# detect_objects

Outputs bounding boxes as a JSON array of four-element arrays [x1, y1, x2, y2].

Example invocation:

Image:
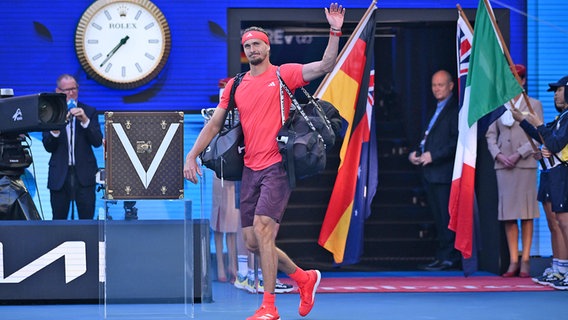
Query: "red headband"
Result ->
[[241, 31, 270, 45]]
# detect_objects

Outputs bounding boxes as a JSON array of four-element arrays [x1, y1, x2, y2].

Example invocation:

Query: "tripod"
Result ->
[[0, 173, 41, 220], [0, 135, 41, 220]]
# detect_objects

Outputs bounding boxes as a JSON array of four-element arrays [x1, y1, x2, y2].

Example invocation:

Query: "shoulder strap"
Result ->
[[275, 68, 296, 187], [544, 110, 568, 166], [225, 72, 245, 127], [552, 153, 568, 166], [276, 68, 317, 132], [276, 68, 333, 134], [228, 72, 245, 111]]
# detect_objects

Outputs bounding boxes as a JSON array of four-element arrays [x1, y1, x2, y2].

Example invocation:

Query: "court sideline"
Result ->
[[1, 290, 564, 320]]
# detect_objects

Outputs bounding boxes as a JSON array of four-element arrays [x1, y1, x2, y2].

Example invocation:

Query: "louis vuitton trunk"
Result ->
[[104, 112, 184, 199]]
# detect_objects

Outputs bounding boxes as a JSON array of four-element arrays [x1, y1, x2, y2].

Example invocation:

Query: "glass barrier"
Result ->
[[98, 199, 194, 319], [197, 172, 259, 314]]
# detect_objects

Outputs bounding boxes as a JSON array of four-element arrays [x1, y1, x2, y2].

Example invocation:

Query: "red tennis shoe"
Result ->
[[246, 304, 281, 320], [298, 270, 321, 317]]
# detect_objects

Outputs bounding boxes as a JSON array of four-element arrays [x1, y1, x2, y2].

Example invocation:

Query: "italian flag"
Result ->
[[448, 0, 523, 259]]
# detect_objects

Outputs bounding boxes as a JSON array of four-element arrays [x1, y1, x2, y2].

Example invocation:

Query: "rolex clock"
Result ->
[[75, 0, 171, 89]]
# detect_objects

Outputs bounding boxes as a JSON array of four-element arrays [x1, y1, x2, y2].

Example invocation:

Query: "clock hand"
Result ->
[[99, 35, 130, 67]]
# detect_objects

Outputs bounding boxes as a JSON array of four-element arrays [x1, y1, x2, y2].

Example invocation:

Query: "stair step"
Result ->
[[378, 171, 422, 188], [374, 187, 424, 205], [378, 155, 417, 169], [278, 221, 435, 240], [369, 204, 431, 220], [376, 120, 407, 138], [377, 138, 410, 156], [282, 201, 435, 223], [293, 172, 337, 188], [289, 188, 332, 204]]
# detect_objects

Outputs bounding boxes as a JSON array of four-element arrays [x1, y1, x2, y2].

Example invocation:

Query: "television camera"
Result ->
[[0, 88, 67, 220]]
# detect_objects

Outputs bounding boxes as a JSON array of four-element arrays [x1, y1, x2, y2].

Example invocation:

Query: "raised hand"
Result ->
[[325, 3, 345, 30]]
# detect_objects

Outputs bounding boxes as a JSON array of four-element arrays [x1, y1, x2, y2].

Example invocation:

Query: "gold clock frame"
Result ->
[[75, 0, 172, 89]]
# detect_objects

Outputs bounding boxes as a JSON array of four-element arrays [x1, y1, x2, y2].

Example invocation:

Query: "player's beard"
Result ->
[[248, 52, 267, 66]]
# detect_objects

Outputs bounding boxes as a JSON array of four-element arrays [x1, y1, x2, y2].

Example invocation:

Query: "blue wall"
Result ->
[[0, 0, 524, 113]]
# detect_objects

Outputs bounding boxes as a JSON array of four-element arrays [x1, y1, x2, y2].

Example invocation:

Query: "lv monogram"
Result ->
[[112, 123, 180, 189]]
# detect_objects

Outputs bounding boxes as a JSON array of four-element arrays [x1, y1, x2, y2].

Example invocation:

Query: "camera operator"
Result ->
[[0, 88, 41, 220], [42, 74, 103, 220]]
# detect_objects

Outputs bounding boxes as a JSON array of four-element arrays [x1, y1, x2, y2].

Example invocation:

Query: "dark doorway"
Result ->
[[227, 8, 509, 271]]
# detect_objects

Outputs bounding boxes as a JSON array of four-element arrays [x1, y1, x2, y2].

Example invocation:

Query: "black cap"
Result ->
[[547, 75, 568, 91]]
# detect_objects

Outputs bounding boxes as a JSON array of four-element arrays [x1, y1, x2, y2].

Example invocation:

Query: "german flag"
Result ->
[[317, 3, 378, 265]]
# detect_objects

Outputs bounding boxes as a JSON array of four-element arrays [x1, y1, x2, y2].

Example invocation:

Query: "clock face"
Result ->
[[75, 0, 171, 89]]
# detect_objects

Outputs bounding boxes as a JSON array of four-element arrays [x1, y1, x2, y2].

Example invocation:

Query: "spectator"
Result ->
[[409, 70, 460, 271]]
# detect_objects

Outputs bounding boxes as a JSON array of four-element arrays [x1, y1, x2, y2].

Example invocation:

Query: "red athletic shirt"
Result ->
[[219, 64, 308, 170]]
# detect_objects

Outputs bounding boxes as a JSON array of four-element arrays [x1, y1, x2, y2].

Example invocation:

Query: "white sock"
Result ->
[[557, 259, 568, 274], [553, 258, 560, 273], [237, 255, 248, 277]]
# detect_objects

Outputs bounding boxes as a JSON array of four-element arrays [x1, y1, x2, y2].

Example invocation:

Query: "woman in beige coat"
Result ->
[[486, 64, 543, 278]]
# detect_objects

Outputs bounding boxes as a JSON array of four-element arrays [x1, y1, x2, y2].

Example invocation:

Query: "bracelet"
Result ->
[[330, 29, 342, 37], [330, 27, 341, 31]]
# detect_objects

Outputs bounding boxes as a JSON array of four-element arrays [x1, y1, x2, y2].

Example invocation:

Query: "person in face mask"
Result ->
[[486, 64, 543, 278]]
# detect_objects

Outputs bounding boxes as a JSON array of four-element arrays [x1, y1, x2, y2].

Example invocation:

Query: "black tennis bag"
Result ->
[[278, 107, 327, 182], [276, 70, 342, 187], [298, 98, 342, 150], [200, 73, 245, 181], [200, 115, 244, 181]]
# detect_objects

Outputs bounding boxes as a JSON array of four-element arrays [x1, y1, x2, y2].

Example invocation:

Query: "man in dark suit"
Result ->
[[42, 74, 103, 220], [409, 70, 460, 271]]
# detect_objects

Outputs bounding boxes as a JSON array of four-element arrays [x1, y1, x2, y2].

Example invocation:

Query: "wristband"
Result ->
[[330, 28, 342, 37]]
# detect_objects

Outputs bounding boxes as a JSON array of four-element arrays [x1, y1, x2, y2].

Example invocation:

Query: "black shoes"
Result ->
[[124, 201, 138, 220], [124, 207, 138, 220], [419, 260, 442, 271], [419, 260, 456, 271]]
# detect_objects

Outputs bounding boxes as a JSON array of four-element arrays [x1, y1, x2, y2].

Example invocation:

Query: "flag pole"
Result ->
[[315, 0, 377, 97], [482, 0, 536, 115], [481, 0, 544, 159], [456, 4, 473, 33]]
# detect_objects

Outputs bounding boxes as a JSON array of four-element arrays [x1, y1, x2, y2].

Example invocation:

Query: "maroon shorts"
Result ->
[[239, 162, 291, 227]]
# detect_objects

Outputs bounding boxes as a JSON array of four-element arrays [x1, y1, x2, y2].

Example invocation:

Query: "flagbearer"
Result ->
[[409, 70, 461, 271], [450, 0, 528, 271], [512, 75, 568, 290], [184, 3, 345, 319]]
